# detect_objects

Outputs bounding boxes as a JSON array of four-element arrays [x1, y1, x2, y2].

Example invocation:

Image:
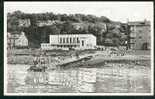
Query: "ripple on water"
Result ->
[[7, 64, 151, 93]]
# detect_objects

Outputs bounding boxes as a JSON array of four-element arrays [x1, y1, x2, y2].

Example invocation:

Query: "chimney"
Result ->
[[127, 18, 129, 23], [144, 19, 147, 24]]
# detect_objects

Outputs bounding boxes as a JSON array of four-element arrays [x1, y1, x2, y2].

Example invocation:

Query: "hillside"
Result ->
[[7, 11, 129, 48]]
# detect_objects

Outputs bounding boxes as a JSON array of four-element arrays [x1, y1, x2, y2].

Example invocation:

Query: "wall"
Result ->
[[49, 35, 59, 44], [15, 32, 28, 47], [48, 34, 96, 50], [129, 24, 150, 50]]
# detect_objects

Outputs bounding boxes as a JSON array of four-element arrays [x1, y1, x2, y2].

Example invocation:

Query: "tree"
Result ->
[[8, 10, 130, 47], [49, 25, 61, 35], [99, 16, 110, 23], [23, 26, 41, 48], [61, 21, 74, 34], [29, 14, 37, 26], [68, 14, 80, 22]]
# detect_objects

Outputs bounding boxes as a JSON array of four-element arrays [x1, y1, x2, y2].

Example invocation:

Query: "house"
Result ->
[[15, 32, 28, 48], [18, 19, 31, 27], [128, 20, 151, 50], [7, 32, 20, 49], [72, 22, 107, 32], [72, 23, 88, 30], [36, 20, 56, 27], [41, 34, 96, 50]]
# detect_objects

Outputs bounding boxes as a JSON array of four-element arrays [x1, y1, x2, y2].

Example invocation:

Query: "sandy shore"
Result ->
[[7, 49, 95, 65], [7, 49, 151, 67]]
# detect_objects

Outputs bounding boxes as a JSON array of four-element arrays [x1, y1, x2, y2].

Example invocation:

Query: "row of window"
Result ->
[[59, 37, 80, 44], [130, 28, 150, 33], [42, 44, 79, 48]]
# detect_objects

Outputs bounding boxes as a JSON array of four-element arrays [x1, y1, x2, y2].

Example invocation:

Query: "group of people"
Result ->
[[33, 53, 46, 68]]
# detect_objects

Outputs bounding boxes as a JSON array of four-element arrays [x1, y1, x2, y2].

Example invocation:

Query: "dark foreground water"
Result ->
[[7, 62, 151, 93]]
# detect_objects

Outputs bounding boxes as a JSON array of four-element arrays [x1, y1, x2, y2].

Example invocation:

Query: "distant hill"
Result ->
[[7, 11, 128, 48]]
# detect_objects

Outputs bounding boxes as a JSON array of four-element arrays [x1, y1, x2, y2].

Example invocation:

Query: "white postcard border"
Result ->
[[3, 1, 154, 96]]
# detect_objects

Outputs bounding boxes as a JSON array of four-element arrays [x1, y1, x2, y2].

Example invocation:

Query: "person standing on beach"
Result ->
[[36, 55, 40, 68], [33, 55, 38, 66]]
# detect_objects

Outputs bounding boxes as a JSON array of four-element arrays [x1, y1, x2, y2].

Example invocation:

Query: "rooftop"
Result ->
[[50, 34, 96, 37], [128, 20, 150, 26]]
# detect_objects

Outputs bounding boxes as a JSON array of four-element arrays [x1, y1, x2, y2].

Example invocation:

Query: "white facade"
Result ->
[[37, 20, 54, 27], [18, 19, 31, 27], [15, 32, 28, 47], [41, 34, 96, 50]]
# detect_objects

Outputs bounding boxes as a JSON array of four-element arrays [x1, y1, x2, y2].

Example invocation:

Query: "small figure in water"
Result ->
[[75, 52, 79, 59], [33, 55, 38, 66], [40, 52, 47, 72]]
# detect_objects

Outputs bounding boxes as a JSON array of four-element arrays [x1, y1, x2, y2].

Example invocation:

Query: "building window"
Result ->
[[63, 38, 65, 43], [139, 36, 142, 39], [66, 37, 69, 43], [82, 40, 84, 46], [139, 30, 142, 33], [77, 37, 80, 43], [73, 37, 76, 43], [130, 27, 134, 31], [60, 37, 62, 43], [70, 37, 72, 43]]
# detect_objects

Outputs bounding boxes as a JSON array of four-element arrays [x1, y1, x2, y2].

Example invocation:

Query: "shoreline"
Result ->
[[7, 49, 151, 66], [7, 54, 151, 69]]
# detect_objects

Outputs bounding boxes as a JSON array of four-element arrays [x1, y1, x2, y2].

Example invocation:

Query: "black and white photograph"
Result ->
[[4, 1, 154, 95]]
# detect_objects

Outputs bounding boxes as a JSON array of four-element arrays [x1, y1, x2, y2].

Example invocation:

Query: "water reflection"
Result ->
[[7, 63, 151, 93], [25, 71, 49, 85]]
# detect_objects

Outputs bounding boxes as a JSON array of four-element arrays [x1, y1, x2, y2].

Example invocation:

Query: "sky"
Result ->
[[4, 2, 153, 23]]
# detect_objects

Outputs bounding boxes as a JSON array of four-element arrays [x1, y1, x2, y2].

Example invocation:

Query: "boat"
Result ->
[[27, 65, 47, 72]]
